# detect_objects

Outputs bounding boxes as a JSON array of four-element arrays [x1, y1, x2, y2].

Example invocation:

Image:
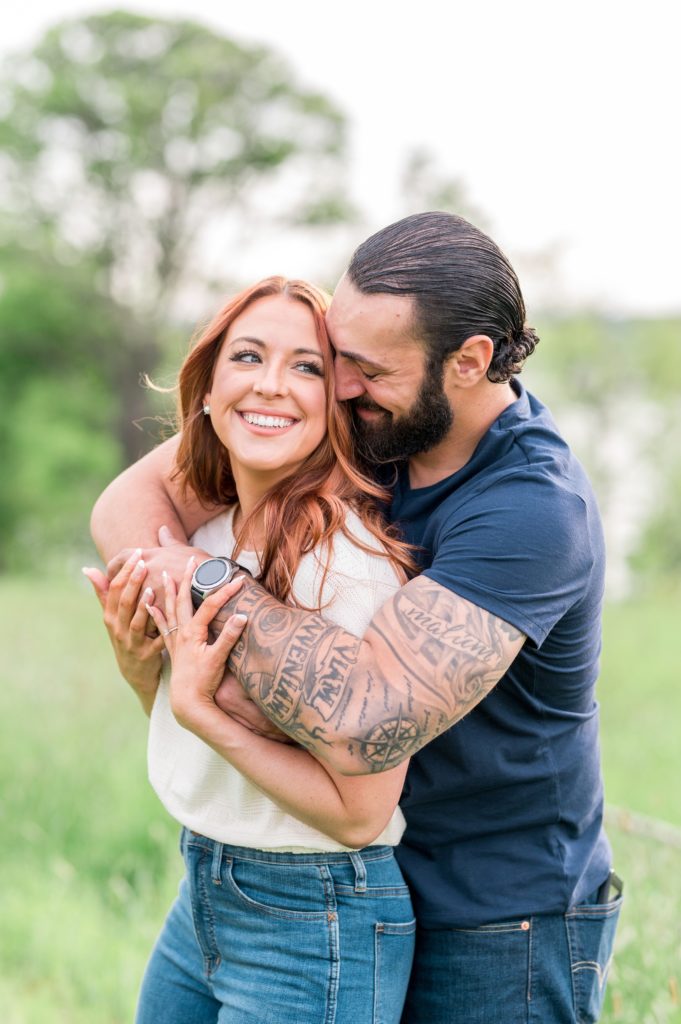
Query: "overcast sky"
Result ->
[[4, 0, 679, 315]]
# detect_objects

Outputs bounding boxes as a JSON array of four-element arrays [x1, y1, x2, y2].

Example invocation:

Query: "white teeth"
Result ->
[[241, 412, 295, 428]]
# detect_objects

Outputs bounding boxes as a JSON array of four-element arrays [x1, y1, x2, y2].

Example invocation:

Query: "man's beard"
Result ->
[[350, 360, 453, 465]]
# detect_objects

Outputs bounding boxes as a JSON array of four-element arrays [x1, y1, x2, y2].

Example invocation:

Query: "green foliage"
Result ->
[[0, 10, 355, 568], [0, 578, 179, 1021], [530, 313, 681, 405], [602, 830, 681, 1024], [0, 247, 127, 569], [0, 11, 350, 314], [600, 597, 681, 824], [526, 314, 681, 589]]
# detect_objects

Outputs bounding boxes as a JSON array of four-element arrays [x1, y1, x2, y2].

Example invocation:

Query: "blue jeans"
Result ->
[[401, 889, 622, 1023], [136, 829, 415, 1024]]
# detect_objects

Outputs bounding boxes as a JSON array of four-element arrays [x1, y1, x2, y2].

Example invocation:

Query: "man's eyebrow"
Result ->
[[336, 349, 386, 371], [229, 336, 322, 358]]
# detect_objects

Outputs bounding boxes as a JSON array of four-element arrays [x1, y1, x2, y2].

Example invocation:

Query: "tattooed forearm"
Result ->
[[212, 573, 525, 775]]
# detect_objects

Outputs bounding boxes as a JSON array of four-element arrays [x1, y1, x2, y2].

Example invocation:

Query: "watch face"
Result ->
[[193, 558, 230, 590]]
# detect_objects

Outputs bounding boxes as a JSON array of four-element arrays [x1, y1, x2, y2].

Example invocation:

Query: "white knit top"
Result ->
[[147, 505, 406, 851]]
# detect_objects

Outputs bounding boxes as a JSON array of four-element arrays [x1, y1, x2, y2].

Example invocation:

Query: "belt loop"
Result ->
[[349, 851, 367, 893], [211, 841, 224, 885]]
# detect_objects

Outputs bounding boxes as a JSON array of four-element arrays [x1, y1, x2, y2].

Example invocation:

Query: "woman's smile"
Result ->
[[236, 409, 300, 432]]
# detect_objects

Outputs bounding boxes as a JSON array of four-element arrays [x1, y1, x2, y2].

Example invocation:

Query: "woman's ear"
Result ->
[[203, 393, 211, 415], [444, 335, 494, 389]]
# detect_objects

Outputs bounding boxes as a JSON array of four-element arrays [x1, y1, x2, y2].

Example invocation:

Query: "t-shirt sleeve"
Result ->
[[424, 476, 598, 647]]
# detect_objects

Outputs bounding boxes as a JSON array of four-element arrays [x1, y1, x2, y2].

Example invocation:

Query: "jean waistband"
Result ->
[[181, 828, 394, 867]]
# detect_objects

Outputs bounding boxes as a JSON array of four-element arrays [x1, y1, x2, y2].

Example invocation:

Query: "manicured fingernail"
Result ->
[[186, 556, 196, 569], [162, 570, 168, 585], [81, 567, 93, 577], [231, 614, 247, 627], [143, 587, 153, 601], [128, 548, 142, 564], [145, 603, 154, 615], [133, 559, 145, 577]]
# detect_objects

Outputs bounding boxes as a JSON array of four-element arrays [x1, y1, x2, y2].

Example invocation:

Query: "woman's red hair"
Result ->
[[174, 276, 415, 604]]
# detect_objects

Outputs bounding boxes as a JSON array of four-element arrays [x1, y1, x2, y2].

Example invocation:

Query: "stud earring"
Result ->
[[203, 404, 210, 416]]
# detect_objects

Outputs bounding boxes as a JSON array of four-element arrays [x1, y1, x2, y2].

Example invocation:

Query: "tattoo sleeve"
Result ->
[[216, 574, 525, 775]]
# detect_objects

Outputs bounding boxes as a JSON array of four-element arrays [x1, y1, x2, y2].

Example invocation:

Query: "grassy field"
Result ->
[[1, 577, 680, 1022]]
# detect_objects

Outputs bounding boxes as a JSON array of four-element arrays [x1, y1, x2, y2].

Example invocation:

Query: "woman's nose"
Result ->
[[253, 363, 288, 397]]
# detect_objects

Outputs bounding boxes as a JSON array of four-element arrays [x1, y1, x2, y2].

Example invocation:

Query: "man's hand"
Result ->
[[214, 670, 294, 744], [107, 525, 209, 596]]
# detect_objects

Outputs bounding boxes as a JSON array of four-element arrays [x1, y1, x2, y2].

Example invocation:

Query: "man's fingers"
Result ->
[[82, 567, 110, 608], [159, 525, 184, 547], [107, 548, 136, 579]]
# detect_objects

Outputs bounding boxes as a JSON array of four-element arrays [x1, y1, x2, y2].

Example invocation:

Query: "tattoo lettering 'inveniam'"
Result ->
[[256, 621, 359, 725]]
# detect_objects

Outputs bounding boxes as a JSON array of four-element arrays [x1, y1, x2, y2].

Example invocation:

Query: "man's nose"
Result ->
[[334, 357, 366, 401]]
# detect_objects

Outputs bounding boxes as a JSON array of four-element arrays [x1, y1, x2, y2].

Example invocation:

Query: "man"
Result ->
[[91, 212, 621, 1022]]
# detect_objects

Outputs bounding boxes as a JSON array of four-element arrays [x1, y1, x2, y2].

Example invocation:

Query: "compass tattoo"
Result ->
[[357, 708, 422, 771]]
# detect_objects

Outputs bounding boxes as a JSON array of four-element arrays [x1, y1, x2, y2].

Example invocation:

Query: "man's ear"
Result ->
[[444, 335, 494, 389]]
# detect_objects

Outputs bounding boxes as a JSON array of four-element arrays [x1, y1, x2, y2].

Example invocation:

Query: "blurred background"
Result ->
[[1, 2, 679, 1021]]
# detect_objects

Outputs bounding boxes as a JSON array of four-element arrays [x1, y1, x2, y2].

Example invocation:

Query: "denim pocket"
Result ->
[[566, 895, 622, 1024], [224, 857, 330, 920], [374, 919, 416, 1024]]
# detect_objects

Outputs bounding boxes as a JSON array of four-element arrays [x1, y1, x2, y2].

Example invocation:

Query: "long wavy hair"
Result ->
[[174, 276, 416, 605]]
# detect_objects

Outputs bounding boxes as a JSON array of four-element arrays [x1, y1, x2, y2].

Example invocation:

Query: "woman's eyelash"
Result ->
[[229, 349, 261, 363], [296, 361, 324, 376]]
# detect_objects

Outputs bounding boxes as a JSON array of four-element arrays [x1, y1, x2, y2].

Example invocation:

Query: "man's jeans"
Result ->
[[136, 829, 415, 1023], [401, 890, 622, 1023]]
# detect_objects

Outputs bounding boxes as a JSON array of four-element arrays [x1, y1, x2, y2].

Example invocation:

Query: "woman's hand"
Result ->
[[146, 559, 247, 735], [83, 550, 165, 715]]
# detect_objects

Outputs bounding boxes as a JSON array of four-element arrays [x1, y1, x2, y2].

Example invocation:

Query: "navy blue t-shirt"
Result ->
[[390, 382, 611, 927]]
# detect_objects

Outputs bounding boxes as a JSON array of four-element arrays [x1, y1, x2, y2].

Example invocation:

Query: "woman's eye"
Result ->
[[230, 350, 261, 364], [296, 361, 324, 376]]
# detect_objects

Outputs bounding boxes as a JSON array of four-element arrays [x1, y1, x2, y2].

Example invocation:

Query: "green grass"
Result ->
[[1, 577, 680, 1022]]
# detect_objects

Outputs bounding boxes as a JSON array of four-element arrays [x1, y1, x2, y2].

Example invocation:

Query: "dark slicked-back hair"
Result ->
[[346, 211, 539, 382]]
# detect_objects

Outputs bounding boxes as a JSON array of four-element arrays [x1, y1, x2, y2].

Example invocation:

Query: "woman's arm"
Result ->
[[148, 564, 407, 848], [182, 704, 406, 848]]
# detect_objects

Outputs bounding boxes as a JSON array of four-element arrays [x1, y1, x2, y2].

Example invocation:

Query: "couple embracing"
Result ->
[[86, 212, 621, 1023]]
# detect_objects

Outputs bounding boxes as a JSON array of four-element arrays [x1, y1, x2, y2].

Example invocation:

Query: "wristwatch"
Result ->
[[190, 556, 250, 609]]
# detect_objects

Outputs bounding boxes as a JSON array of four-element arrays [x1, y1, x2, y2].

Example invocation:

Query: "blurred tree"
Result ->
[[0, 10, 352, 463], [527, 314, 681, 594], [0, 246, 124, 569], [399, 148, 489, 226]]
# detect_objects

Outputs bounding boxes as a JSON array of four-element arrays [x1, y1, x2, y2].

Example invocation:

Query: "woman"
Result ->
[[84, 277, 416, 1024]]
